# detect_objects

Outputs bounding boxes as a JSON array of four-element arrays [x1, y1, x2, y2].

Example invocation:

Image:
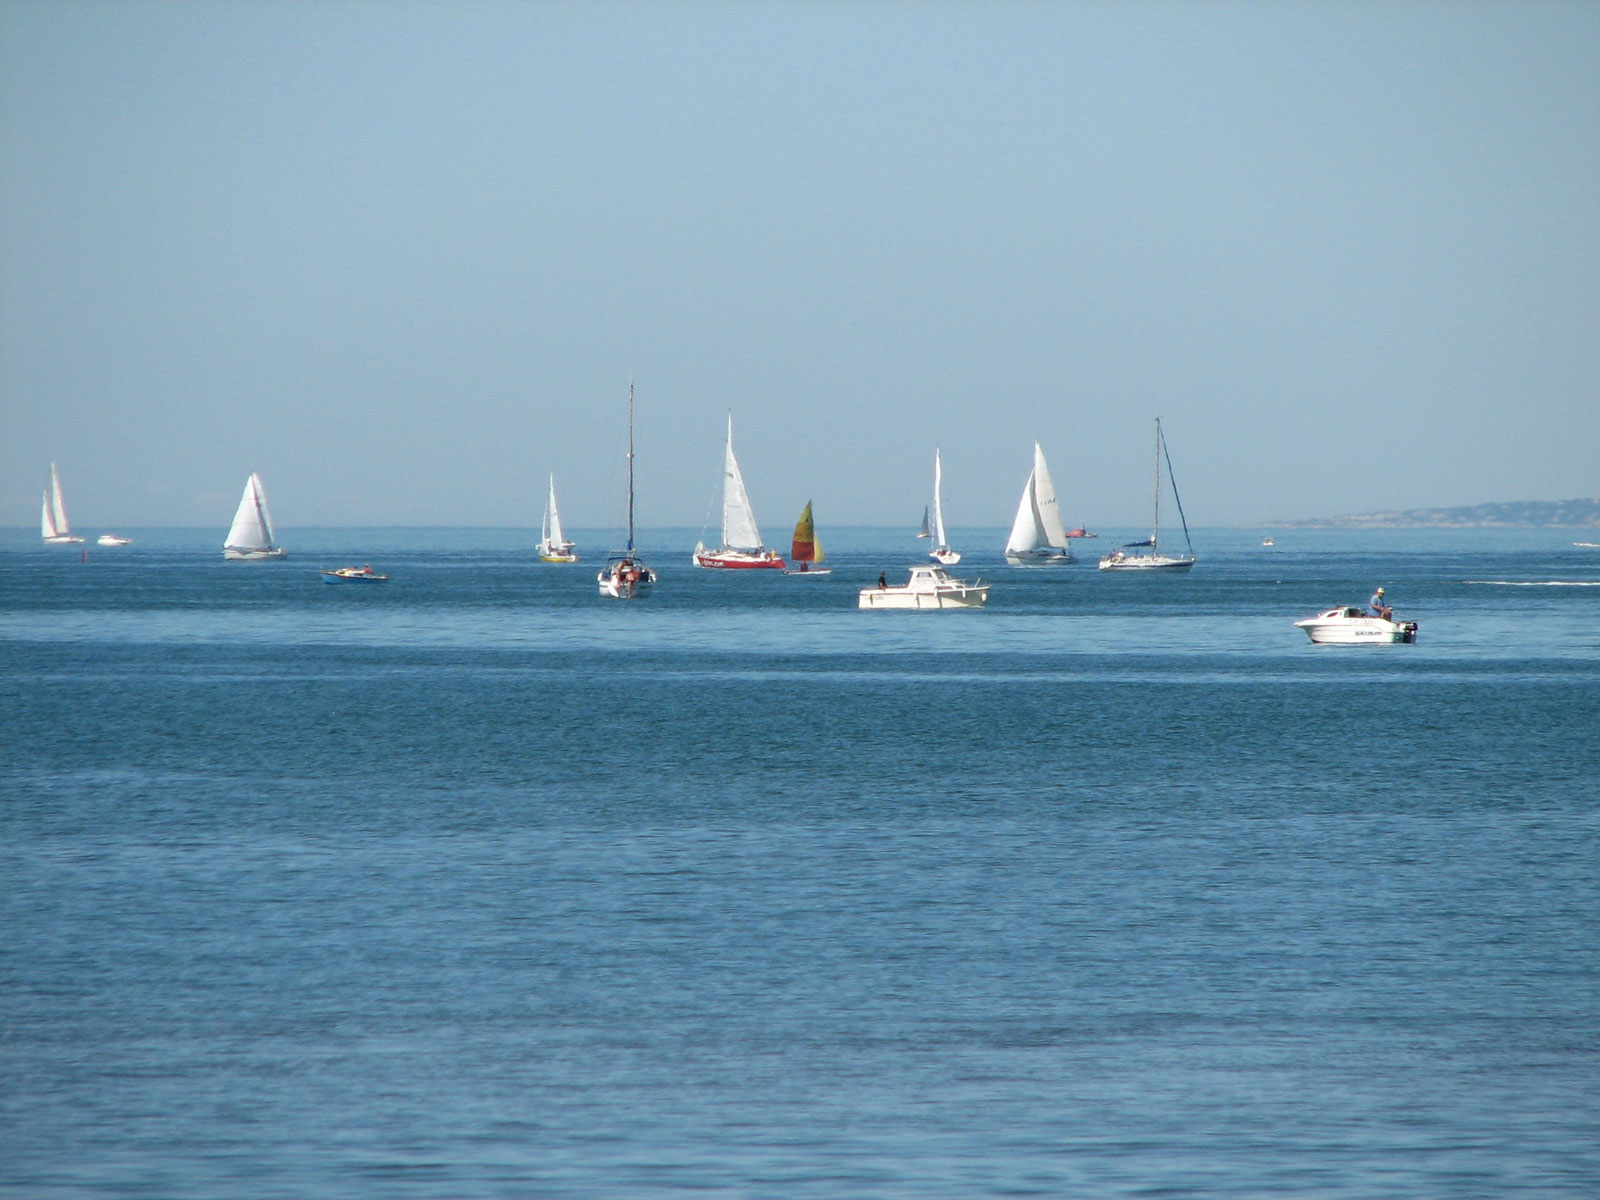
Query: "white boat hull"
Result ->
[[859, 565, 989, 610], [1005, 548, 1074, 566], [598, 559, 656, 597], [1294, 608, 1418, 644], [1098, 552, 1195, 571], [97, 535, 131, 546], [224, 546, 287, 561]]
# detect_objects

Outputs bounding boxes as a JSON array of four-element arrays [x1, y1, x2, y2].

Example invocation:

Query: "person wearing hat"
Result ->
[[1368, 586, 1392, 620]]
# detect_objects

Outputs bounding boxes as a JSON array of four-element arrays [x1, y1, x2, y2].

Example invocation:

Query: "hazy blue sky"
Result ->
[[3, 1, 1596, 533]]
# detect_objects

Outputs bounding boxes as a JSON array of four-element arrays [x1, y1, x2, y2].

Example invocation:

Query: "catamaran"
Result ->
[[1099, 418, 1196, 572], [693, 413, 784, 568], [1004, 442, 1074, 566], [538, 475, 578, 562], [927, 448, 961, 565], [784, 500, 832, 576], [223, 472, 286, 560], [597, 383, 656, 598], [40, 462, 84, 544]]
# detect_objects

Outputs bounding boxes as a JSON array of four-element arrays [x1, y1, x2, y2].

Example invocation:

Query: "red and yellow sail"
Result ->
[[790, 500, 823, 563]]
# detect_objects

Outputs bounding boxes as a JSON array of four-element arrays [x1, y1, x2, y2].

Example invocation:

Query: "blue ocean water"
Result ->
[[3, 526, 1597, 1199]]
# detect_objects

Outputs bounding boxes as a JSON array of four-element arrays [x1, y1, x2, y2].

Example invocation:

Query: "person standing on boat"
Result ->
[[1368, 587, 1391, 620]]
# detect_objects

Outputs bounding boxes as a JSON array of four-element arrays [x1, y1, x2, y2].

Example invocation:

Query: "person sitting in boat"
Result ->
[[1368, 587, 1392, 620]]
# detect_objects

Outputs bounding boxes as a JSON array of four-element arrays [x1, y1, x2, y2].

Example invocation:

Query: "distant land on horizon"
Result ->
[[1271, 499, 1600, 529]]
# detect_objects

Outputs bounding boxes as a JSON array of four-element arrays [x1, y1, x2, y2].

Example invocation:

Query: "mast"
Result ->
[[626, 381, 636, 554], [1151, 418, 1163, 551]]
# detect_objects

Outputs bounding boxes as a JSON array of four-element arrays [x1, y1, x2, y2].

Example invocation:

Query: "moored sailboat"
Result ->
[[928, 448, 961, 565], [693, 413, 784, 568], [1004, 442, 1075, 566], [538, 475, 578, 562], [40, 463, 84, 544], [1099, 419, 1196, 572], [597, 382, 657, 598], [223, 472, 286, 560], [784, 500, 832, 576]]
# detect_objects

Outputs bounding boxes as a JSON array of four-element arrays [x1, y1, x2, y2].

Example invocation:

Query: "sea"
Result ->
[[3, 525, 1597, 1199]]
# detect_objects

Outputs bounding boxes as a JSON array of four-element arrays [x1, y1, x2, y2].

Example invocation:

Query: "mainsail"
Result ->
[[1005, 443, 1071, 556], [719, 414, 764, 553], [41, 462, 75, 541], [225, 473, 277, 552], [790, 500, 823, 563]]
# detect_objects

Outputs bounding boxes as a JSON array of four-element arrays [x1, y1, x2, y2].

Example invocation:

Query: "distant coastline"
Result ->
[[1270, 498, 1600, 529]]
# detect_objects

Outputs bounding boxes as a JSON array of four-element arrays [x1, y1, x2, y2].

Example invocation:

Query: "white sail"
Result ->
[[545, 476, 566, 546], [41, 462, 83, 542], [1006, 443, 1070, 554], [720, 414, 764, 552], [931, 449, 949, 546], [1006, 469, 1043, 554], [224, 472, 280, 556]]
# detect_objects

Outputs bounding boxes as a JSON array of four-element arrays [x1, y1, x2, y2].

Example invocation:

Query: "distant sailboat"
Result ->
[[693, 413, 785, 569], [223, 472, 287, 560], [597, 382, 656, 598], [784, 500, 833, 576], [916, 506, 931, 539], [539, 475, 578, 562], [40, 462, 84, 544], [1004, 442, 1075, 566], [928, 449, 960, 565], [1098, 419, 1196, 572]]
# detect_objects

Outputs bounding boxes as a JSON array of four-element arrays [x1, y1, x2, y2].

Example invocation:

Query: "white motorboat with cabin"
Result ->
[[1294, 606, 1419, 644], [858, 564, 990, 610]]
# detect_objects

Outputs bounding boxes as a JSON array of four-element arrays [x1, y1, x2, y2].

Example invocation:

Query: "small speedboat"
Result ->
[[320, 565, 388, 583], [97, 534, 132, 546], [1294, 606, 1417, 644], [858, 564, 989, 610]]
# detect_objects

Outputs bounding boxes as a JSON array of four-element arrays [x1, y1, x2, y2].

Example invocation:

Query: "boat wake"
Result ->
[[1464, 580, 1600, 587]]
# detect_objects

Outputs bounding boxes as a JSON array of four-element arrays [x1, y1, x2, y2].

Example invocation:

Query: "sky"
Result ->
[[2, 0, 1596, 533]]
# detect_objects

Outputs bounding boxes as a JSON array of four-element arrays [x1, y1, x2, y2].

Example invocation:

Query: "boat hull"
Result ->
[[43, 535, 85, 544], [1005, 548, 1075, 566], [96, 535, 131, 546], [693, 548, 786, 569], [929, 548, 962, 565], [540, 552, 579, 563], [1098, 553, 1195, 571], [321, 568, 387, 583], [598, 560, 656, 597], [224, 546, 287, 561], [1295, 609, 1418, 644]]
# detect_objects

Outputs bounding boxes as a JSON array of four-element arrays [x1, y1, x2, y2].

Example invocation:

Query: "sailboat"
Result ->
[[538, 475, 578, 562], [693, 413, 785, 568], [223, 472, 287, 560], [40, 462, 84, 543], [928, 448, 960, 565], [784, 500, 832, 576], [597, 382, 656, 598], [1098, 418, 1196, 572], [1004, 442, 1075, 566], [916, 506, 931, 538]]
